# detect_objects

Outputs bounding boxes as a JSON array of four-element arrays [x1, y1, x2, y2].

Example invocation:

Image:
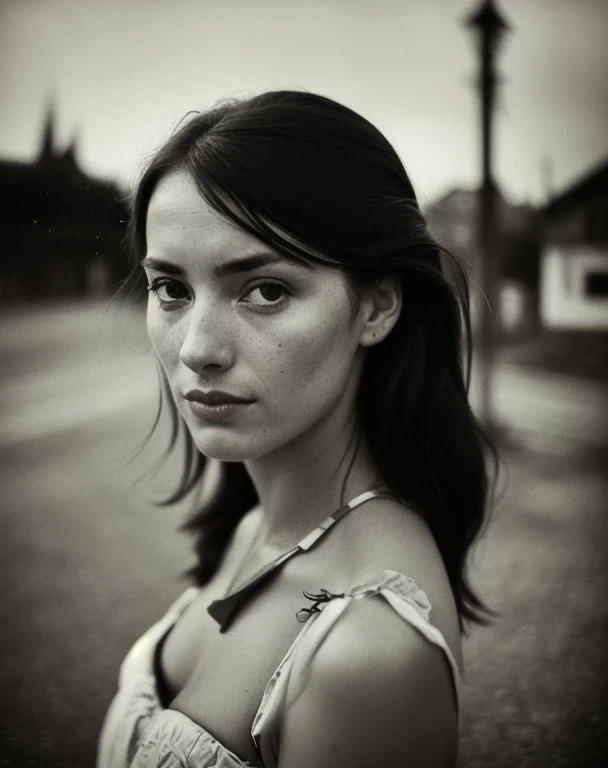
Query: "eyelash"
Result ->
[[146, 277, 292, 312]]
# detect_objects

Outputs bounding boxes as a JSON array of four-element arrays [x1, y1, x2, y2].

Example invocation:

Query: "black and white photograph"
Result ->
[[0, 1, 607, 766]]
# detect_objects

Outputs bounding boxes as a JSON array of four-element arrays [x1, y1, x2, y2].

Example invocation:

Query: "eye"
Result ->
[[241, 281, 290, 308], [147, 277, 190, 306]]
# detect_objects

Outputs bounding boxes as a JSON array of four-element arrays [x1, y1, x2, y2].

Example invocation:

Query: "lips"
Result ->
[[184, 389, 254, 405], [184, 389, 255, 424]]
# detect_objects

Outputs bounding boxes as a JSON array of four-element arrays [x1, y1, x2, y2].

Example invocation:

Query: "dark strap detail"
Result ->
[[207, 488, 399, 632], [207, 547, 297, 631], [295, 588, 346, 623]]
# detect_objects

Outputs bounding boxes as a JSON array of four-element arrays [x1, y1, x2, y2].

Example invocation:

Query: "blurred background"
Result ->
[[0, 0, 607, 765]]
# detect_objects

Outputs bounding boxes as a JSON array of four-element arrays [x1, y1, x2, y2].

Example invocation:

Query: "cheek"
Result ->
[[266, 304, 356, 402], [146, 306, 181, 372]]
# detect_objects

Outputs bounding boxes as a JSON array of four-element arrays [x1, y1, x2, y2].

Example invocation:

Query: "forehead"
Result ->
[[144, 170, 349, 293], [146, 170, 260, 255]]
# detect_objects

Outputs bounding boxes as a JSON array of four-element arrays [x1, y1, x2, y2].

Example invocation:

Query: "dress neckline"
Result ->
[[153, 623, 175, 709], [207, 487, 399, 632], [153, 487, 401, 707], [146, 569, 461, 766]]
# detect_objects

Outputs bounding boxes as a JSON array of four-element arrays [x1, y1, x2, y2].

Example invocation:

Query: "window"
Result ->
[[585, 271, 608, 297]]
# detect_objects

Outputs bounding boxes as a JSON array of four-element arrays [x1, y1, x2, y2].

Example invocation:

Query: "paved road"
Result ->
[[0, 302, 192, 767], [0, 300, 157, 447], [0, 301, 606, 767], [467, 360, 608, 453]]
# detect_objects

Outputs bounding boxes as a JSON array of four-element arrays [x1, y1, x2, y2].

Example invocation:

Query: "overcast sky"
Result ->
[[1, 0, 606, 206]]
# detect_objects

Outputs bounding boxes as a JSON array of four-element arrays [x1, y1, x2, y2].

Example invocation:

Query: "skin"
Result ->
[[144, 169, 402, 550], [142, 169, 460, 766]]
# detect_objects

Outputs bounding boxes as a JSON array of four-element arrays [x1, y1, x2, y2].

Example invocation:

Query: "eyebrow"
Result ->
[[141, 251, 313, 278]]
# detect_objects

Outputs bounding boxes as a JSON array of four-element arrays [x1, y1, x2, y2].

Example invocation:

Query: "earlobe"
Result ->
[[359, 323, 389, 347]]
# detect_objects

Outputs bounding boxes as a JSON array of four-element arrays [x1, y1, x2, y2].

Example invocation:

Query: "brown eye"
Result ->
[[148, 278, 190, 305], [162, 282, 188, 300], [242, 281, 289, 307], [259, 284, 284, 302]]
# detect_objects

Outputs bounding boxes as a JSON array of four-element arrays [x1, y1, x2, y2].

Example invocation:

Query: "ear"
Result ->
[[358, 274, 402, 347]]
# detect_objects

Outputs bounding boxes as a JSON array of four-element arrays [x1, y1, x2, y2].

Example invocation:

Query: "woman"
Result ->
[[98, 89, 500, 767]]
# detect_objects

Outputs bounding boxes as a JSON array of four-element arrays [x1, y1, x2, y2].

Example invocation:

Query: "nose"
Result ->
[[178, 302, 235, 374]]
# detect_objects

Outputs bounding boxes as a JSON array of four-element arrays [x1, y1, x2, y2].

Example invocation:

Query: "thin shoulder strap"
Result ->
[[207, 488, 399, 632]]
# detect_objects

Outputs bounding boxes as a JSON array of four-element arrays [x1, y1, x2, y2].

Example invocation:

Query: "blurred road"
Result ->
[[2, 302, 607, 453], [0, 304, 608, 453], [0, 301, 193, 767], [469, 361, 608, 455], [0, 301, 606, 767], [0, 300, 157, 447]]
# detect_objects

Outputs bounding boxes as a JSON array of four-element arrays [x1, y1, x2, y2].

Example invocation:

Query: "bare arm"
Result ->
[[277, 596, 459, 768]]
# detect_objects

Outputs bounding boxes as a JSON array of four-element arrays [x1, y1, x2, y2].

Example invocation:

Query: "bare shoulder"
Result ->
[[278, 591, 459, 767], [334, 494, 463, 671]]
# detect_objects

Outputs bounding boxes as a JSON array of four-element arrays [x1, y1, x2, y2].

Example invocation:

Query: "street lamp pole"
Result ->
[[465, 0, 510, 431]]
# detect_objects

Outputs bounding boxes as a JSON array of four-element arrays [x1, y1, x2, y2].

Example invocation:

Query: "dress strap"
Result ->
[[250, 569, 462, 768], [207, 488, 399, 632]]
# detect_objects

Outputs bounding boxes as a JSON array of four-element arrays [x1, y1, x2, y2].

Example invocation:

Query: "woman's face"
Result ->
[[144, 170, 367, 462]]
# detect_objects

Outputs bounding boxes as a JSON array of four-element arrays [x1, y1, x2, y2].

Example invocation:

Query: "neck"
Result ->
[[243, 404, 384, 551]]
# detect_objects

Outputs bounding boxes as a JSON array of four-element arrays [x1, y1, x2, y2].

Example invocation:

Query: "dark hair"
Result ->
[[120, 89, 502, 633]]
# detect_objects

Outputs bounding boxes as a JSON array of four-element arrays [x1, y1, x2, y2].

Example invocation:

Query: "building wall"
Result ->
[[545, 190, 608, 244], [0, 117, 129, 300], [425, 188, 538, 338], [539, 167, 608, 333]]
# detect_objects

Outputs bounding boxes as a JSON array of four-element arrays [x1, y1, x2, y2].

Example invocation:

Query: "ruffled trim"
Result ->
[[348, 569, 433, 616], [129, 710, 255, 768]]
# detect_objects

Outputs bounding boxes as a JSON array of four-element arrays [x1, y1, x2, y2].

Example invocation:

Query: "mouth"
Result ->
[[184, 389, 255, 423], [184, 389, 254, 405]]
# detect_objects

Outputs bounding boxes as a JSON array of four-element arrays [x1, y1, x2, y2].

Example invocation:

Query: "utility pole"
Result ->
[[465, 0, 510, 431]]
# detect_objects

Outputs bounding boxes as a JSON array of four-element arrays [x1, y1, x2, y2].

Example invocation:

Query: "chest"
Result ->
[[159, 553, 350, 764]]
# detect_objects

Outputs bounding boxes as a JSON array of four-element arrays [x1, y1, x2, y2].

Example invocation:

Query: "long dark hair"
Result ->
[[120, 89, 502, 632]]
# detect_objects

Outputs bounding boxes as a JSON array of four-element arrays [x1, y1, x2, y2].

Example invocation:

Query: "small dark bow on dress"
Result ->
[[295, 588, 346, 623]]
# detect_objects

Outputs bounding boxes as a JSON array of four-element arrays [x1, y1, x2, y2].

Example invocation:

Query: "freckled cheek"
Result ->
[[146, 314, 182, 374], [146, 304, 162, 348], [265, 320, 354, 400]]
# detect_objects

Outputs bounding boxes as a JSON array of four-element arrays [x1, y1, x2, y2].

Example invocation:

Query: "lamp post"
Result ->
[[464, 0, 510, 432]]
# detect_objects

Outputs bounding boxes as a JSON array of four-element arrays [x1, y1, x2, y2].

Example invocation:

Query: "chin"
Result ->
[[189, 429, 277, 463]]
